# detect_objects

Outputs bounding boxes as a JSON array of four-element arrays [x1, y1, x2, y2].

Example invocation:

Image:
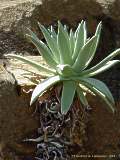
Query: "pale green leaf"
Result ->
[[83, 60, 120, 77], [57, 21, 72, 64], [86, 37, 90, 43], [77, 78, 115, 112], [49, 25, 57, 40], [5, 54, 56, 74], [74, 20, 83, 39], [38, 22, 60, 62], [84, 21, 102, 68], [56, 64, 77, 77], [83, 21, 87, 43], [61, 81, 76, 114], [30, 75, 61, 105], [79, 77, 115, 104], [92, 86, 115, 113], [69, 29, 75, 56], [82, 49, 120, 75], [72, 20, 86, 61], [73, 35, 97, 72], [64, 25, 68, 32], [26, 30, 57, 68]]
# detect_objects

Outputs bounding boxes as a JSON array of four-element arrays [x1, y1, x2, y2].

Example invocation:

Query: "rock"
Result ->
[[0, 0, 120, 55], [0, 0, 42, 33], [0, 59, 39, 158], [0, 0, 42, 56], [108, 0, 120, 20], [86, 95, 120, 156]]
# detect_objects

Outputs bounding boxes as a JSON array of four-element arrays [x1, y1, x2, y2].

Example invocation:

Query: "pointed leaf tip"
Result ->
[[57, 21, 72, 64]]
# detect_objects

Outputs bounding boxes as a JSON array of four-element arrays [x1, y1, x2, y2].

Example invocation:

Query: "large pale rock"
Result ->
[[0, 0, 42, 33], [0, 0, 42, 56]]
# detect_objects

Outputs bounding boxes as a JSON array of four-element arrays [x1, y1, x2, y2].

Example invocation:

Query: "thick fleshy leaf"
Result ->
[[49, 25, 57, 40], [93, 87, 115, 113], [64, 25, 68, 32], [86, 37, 90, 42], [56, 64, 77, 77], [38, 22, 60, 62], [96, 48, 120, 67], [26, 29, 57, 68], [73, 35, 97, 72], [57, 21, 72, 64], [5, 54, 56, 75], [77, 86, 89, 107], [61, 81, 76, 114], [85, 21, 102, 68], [82, 49, 120, 76], [74, 20, 83, 39], [83, 21, 87, 42], [72, 20, 86, 61], [30, 76, 61, 105], [69, 29, 75, 56], [77, 78, 115, 112], [83, 60, 120, 77], [79, 77, 115, 104]]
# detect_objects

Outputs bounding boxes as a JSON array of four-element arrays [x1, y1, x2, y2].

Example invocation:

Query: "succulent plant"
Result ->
[[6, 20, 120, 114]]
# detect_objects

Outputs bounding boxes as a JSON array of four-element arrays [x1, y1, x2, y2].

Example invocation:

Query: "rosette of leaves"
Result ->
[[6, 20, 120, 114]]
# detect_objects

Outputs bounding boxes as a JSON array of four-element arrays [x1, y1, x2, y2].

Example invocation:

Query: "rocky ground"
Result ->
[[0, 0, 120, 159]]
